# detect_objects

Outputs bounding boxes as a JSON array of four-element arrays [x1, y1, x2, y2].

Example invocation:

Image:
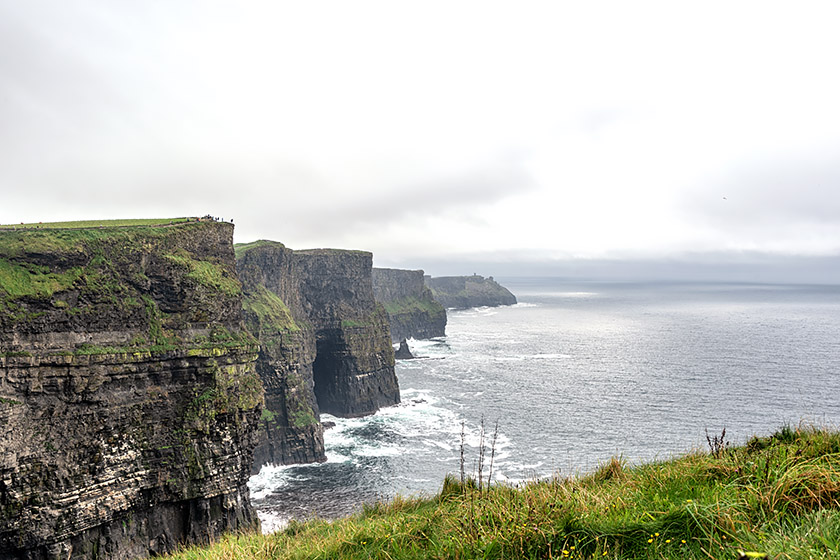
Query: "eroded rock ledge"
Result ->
[[372, 268, 446, 342], [0, 221, 262, 559], [236, 241, 399, 472]]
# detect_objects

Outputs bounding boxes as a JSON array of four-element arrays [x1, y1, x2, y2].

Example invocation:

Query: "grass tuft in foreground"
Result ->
[[167, 425, 840, 559]]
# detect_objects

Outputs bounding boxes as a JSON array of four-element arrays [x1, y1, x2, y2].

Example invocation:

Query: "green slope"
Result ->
[[167, 425, 840, 559]]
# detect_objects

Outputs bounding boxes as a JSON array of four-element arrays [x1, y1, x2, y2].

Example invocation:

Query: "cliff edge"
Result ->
[[0, 220, 262, 559], [236, 241, 399, 472], [372, 268, 446, 342], [425, 275, 517, 309]]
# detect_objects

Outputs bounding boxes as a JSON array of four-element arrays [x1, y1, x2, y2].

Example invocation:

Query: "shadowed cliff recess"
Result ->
[[0, 219, 262, 559], [235, 241, 399, 473]]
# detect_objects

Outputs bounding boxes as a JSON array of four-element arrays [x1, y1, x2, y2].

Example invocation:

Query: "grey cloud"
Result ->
[[684, 152, 840, 230], [4, 147, 534, 244], [261, 153, 537, 241], [0, 5, 128, 148]]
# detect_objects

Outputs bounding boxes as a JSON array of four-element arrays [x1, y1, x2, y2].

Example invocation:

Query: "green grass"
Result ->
[[0, 219, 237, 303], [0, 259, 83, 298], [242, 285, 300, 335], [166, 425, 840, 560], [0, 217, 193, 229], [1, 219, 250, 356], [164, 250, 242, 296], [382, 294, 445, 318], [0, 219, 205, 262], [234, 239, 286, 259]]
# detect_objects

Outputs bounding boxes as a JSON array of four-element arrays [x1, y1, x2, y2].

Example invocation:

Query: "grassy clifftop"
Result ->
[[0, 217, 194, 229], [168, 425, 840, 559], [0, 217, 247, 354]]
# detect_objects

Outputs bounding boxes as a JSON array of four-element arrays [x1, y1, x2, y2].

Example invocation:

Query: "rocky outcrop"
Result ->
[[0, 220, 262, 559], [236, 242, 399, 471], [425, 274, 517, 309], [394, 339, 414, 360], [372, 268, 446, 342]]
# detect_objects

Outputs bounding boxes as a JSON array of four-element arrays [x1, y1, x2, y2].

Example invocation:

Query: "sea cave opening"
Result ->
[[312, 337, 339, 416]]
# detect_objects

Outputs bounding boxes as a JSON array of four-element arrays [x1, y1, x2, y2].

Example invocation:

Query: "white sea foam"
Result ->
[[354, 444, 404, 457], [248, 464, 301, 500], [325, 450, 352, 463], [453, 307, 498, 318], [257, 510, 289, 534]]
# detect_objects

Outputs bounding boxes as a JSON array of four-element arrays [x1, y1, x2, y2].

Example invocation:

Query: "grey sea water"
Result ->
[[248, 279, 840, 532]]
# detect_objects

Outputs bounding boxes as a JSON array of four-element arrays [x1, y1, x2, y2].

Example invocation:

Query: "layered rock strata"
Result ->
[[425, 274, 517, 309], [372, 268, 446, 342], [0, 220, 262, 559], [236, 242, 399, 472]]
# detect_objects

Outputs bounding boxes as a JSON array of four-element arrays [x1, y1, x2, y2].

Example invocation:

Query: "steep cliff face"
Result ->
[[425, 275, 517, 309], [236, 243, 399, 471], [0, 220, 262, 559], [372, 268, 446, 342], [236, 241, 324, 469], [294, 250, 399, 418]]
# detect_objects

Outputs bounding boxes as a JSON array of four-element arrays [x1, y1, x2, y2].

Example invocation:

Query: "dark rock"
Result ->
[[237, 242, 400, 472], [425, 274, 517, 309], [394, 338, 415, 360], [236, 241, 325, 470], [372, 268, 446, 342], [295, 250, 399, 418], [0, 221, 262, 559]]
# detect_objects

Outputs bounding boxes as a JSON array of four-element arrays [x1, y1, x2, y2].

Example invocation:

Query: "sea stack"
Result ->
[[394, 338, 415, 360]]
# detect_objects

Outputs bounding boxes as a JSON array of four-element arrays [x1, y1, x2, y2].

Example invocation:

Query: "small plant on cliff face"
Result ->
[[260, 408, 277, 423], [1, 351, 31, 358], [290, 409, 317, 428]]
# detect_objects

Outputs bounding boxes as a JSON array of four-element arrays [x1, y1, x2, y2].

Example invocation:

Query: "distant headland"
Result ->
[[425, 274, 517, 309]]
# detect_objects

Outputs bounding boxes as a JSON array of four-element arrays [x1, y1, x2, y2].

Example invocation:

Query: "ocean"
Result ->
[[248, 279, 840, 532]]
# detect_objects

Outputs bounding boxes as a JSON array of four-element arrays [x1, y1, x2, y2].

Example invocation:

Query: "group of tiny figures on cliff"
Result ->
[[200, 214, 233, 223]]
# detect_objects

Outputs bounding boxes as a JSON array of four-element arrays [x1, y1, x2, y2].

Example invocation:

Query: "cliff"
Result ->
[[425, 275, 517, 309], [0, 220, 262, 559], [236, 242, 399, 471], [372, 268, 446, 342]]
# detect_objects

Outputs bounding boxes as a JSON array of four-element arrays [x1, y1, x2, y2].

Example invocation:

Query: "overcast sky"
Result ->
[[3, 1, 840, 280]]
